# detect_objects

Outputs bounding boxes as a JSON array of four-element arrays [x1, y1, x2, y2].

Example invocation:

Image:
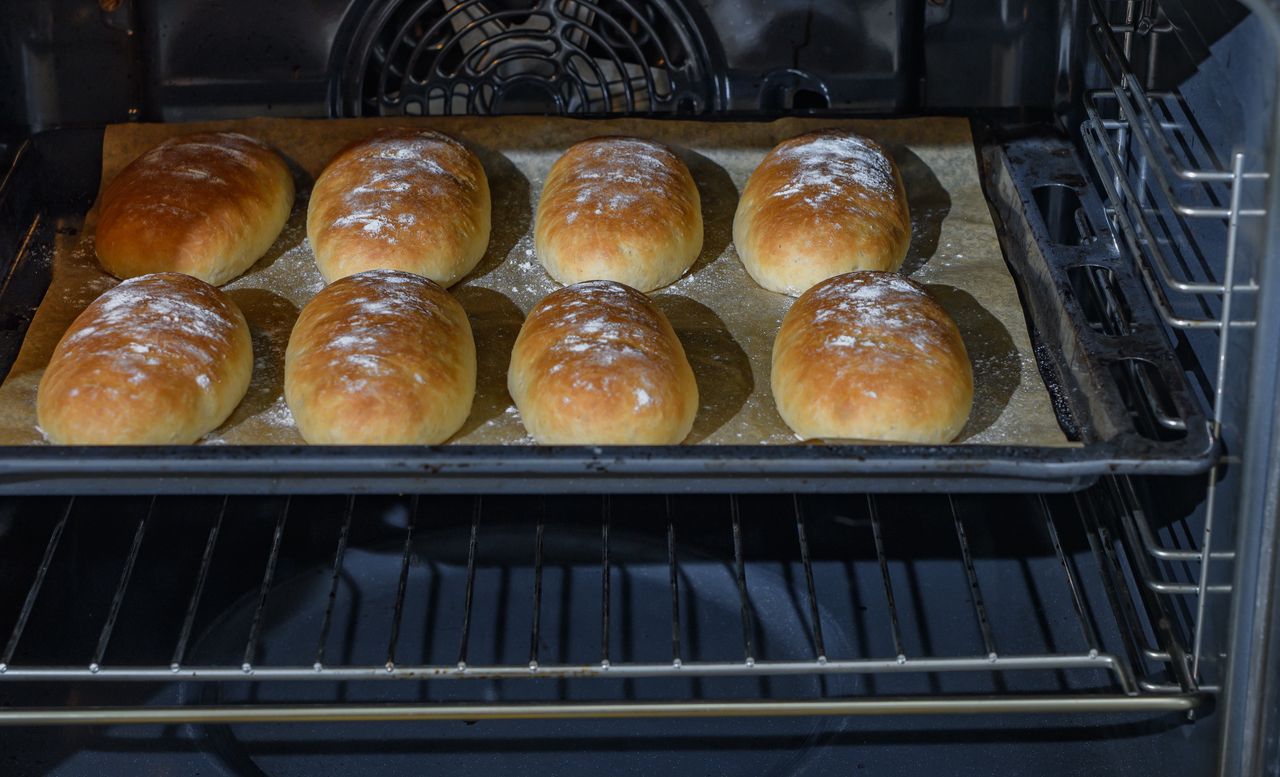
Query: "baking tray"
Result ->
[[0, 125, 1215, 494]]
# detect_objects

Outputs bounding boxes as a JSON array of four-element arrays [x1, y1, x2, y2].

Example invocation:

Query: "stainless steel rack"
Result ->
[[0, 489, 1201, 724], [1078, 0, 1262, 681], [1081, 0, 1267, 333]]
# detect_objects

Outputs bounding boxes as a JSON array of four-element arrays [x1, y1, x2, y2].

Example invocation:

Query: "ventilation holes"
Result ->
[[338, 0, 714, 117], [1067, 265, 1132, 336], [1032, 184, 1090, 246]]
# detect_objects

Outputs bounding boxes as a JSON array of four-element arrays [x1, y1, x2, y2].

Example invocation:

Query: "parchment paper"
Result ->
[[0, 116, 1071, 447]]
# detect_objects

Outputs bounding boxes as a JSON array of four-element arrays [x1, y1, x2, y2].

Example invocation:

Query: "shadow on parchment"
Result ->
[[896, 145, 951, 277], [458, 146, 532, 284], [927, 284, 1019, 440], [452, 285, 525, 437], [220, 288, 300, 427], [653, 294, 753, 443], [238, 150, 311, 281], [676, 148, 738, 281]]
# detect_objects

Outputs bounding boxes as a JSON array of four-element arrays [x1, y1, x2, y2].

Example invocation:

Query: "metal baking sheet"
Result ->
[[0, 116, 1070, 447]]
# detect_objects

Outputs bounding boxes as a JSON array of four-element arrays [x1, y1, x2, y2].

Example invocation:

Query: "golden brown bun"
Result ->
[[734, 129, 910, 296], [37, 273, 253, 444], [307, 129, 491, 287], [534, 137, 702, 292], [508, 280, 698, 444], [95, 132, 295, 286], [772, 271, 972, 443], [284, 269, 476, 444]]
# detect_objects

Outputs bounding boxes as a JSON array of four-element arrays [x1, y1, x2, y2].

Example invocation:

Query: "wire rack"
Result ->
[[1077, 0, 1263, 681], [0, 489, 1200, 725], [1080, 0, 1267, 333]]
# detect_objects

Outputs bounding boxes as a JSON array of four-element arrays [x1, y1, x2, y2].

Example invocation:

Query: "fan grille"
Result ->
[[334, 0, 715, 116]]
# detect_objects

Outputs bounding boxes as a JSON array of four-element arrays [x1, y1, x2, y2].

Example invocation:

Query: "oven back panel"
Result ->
[[0, 0, 1083, 133]]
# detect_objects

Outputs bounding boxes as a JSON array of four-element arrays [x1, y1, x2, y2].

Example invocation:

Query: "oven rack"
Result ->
[[1078, 0, 1263, 682], [0, 489, 1200, 724], [1082, 0, 1268, 333]]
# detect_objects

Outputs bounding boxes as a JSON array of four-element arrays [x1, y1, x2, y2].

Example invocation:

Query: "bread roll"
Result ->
[[307, 129, 491, 287], [734, 129, 910, 296], [37, 273, 253, 444], [535, 137, 702, 292], [95, 132, 294, 286], [509, 280, 697, 444], [284, 269, 475, 445], [772, 271, 972, 443]]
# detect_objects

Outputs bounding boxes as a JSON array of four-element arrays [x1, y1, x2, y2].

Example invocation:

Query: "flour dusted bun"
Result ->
[[307, 129, 491, 287], [772, 271, 972, 443], [95, 132, 294, 286], [508, 280, 697, 444], [535, 137, 702, 292], [284, 269, 475, 445], [37, 273, 253, 444], [734, 129, 910, 296]]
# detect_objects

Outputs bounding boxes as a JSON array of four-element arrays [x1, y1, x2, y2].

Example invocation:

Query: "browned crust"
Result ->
[[535, 137, 702, 292], [734, 129, 911, 296], [771, 271, 972, 443], [508, 280, 698, 444], [95, 132, 295, 286], [306, 129, 491, 287], [284, 269, 476, 444], [37, 273, 253, 444]]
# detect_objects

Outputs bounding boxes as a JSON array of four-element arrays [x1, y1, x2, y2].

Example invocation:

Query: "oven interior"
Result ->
[[1, 0, 1278, 775]]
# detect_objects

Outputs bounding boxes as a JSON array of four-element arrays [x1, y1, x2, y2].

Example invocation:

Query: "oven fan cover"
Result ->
[[331, 0, 718, 116]]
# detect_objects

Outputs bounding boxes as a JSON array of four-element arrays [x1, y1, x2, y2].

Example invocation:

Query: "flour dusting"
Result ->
[[769, 132, 897, 207], [803, 274, 951, 367], [52, 274, 243, 397], [319, 129, 481, 247]]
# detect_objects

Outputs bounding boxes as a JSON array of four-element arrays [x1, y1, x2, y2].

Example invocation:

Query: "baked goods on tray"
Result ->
[[772, 271, 972, 443], [508, 280, 698, 444], [284, 269, 476, 444], [95, 132, 294, 286]]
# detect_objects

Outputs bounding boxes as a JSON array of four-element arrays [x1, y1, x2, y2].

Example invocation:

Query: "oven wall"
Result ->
[[0, 0, 1089, 132]]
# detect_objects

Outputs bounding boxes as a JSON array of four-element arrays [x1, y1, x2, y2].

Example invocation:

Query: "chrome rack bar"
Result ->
[[1089, 1, 1268, 191], [1109, 482, 1232, 595], [242, 497, 290, 672], [0, 654, 1141, 682], [1123, 479, 1234, 562], [729, 495, 756, 666], [1079, 119, 1236, 330], [314, 496, 355, 671], [1100, 480, 1198, 693], [0, 694, 1201, 726], [600, 494, 611, 668], [456, 496, 482, 669], [950, 497, 997, 660], [91, 496, 156, 672], [1080, 106, 1220, 297], [794, 496, 827, 663], [666, 495, 681, 667], [867, 495, 906, 661], [1191, 150, 1253, 676], [386, 495, 420, 670], [171, 496, 228, 671], [1074, 491, 1146, 695], [0, 498, 75, 672], [1039, 496, 1105, 656], [528, 499, 545, 670]]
